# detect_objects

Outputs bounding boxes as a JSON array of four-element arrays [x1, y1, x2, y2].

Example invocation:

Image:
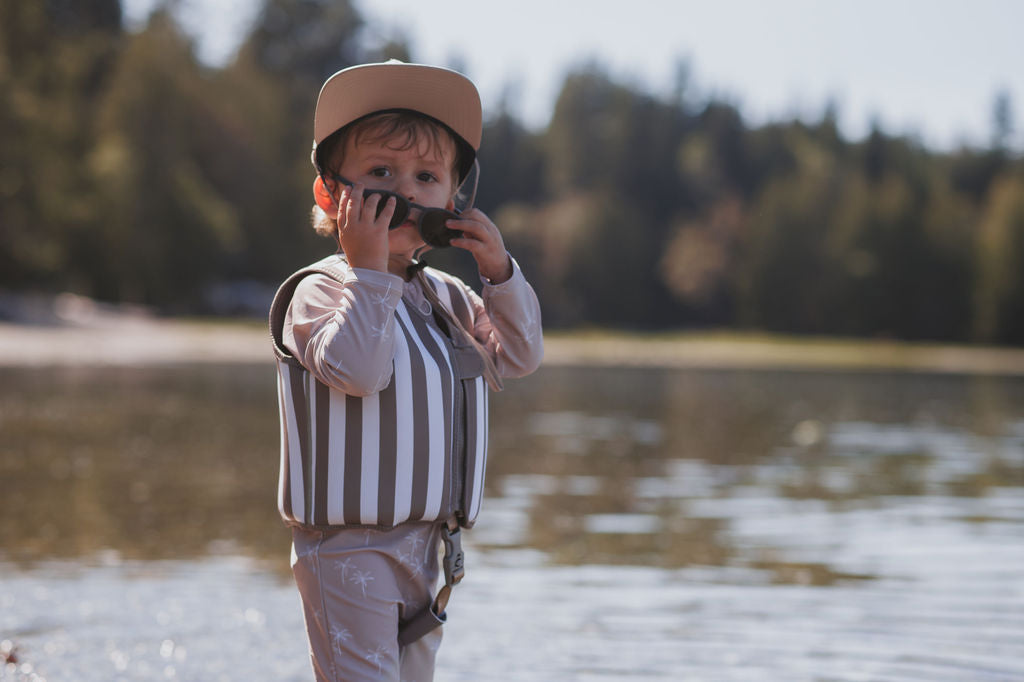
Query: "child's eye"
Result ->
[[370, 167, 391, 178], [418, 172, 438, 183]]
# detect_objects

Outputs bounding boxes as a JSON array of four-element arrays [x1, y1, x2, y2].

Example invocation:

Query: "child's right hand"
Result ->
[[336, 183, 394, 273]]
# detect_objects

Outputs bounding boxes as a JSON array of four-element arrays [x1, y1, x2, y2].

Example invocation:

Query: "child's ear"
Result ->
[[313, 176, 337, 213]]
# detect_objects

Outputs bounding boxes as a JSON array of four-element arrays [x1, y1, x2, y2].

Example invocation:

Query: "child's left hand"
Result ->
[[447, 209, 514, 284]]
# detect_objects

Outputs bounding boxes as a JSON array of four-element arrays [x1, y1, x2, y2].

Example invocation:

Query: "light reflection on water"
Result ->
[[2, 364, 1023, 681]]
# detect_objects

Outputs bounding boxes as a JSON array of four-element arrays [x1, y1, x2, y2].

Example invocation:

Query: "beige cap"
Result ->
[[313, 60, 482, 179]]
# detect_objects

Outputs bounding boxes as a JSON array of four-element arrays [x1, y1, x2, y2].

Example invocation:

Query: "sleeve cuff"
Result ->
[[480, 254, 522, 290]]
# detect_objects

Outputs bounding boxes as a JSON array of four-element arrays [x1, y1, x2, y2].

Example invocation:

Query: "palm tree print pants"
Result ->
[[291, 522, 445, 681]]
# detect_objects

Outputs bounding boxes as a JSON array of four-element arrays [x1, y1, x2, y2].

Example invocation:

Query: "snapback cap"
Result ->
[[312, 60, 482, 182]]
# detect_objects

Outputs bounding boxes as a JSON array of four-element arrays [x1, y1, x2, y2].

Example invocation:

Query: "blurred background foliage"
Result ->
[[2, 0, 1023, 342]]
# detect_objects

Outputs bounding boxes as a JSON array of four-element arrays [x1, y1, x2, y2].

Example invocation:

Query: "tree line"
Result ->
[[2, 0, 1023, 344]]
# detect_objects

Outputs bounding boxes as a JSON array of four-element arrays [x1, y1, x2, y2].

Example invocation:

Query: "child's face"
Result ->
[[333, 132, 457, 254]]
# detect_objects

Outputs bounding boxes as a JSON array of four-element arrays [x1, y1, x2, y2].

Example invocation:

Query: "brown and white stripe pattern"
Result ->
[[272, 265, 489, 530]]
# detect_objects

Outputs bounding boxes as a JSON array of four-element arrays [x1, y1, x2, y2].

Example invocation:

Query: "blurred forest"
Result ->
[[2, 0, 1023, 344]]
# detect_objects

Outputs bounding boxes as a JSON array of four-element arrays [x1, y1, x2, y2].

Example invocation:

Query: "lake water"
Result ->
[[1, 363, 1023, 681]]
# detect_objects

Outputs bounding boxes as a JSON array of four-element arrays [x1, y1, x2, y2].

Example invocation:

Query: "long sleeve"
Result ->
[[474, 258, 544, 378], [283, 266, 404, 396]]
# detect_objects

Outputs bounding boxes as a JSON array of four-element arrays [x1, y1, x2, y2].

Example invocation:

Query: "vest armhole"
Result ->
[[268, 262, 349, 359]]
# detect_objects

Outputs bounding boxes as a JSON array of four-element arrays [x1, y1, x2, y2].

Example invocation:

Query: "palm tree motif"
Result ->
[[350, 569, 375, 597], [405, 532, 425, 554], [368, 290, 394, 308], [296, 542, 318, 564], [397, 548, 425, 578], [365, 645, 388, 675], [333, 557, 354, 581], [294, 542, 321, 578], [520, 307, 542, 343], [330, 625, 352, 651], [367, 318, 391, 340], [398, 533, 427, 577]]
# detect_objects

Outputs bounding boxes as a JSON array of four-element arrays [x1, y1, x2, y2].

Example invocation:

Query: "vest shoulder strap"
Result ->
[[421, 267, 476, 332], [268, 257, 350, 360]]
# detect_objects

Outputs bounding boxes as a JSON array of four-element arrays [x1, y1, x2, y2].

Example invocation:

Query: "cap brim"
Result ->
[[314, 61, 482, 152]]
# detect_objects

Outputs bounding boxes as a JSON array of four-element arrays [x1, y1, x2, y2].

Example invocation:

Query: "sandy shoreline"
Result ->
[[2, 319, 1023, 374]]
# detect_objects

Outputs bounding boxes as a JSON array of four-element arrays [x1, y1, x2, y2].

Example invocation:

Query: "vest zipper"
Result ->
[[451, 342, 467, 524]]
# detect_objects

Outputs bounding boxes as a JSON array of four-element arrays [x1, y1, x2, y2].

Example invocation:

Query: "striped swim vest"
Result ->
[[269, 255, 490, 530]]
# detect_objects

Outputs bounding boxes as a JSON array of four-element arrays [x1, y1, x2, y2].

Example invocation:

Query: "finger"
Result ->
[[448, 227, 494, 252], [347, 183, 365, 219], [374, 195, 397, 225], [450, 221, 503, 252], [362, 193, 394, 224], [448, 237, 483, 257], [362, 190, 382, 220], [444, 218, 488, 240], [338, 185, 354, 216]]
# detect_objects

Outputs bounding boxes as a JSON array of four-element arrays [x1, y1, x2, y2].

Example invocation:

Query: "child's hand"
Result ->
[[337, 183, 393, 272], [448, 209, 514, 284]]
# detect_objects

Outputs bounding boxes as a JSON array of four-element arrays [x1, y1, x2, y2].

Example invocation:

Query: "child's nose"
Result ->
[[395, 177, 417, 203]]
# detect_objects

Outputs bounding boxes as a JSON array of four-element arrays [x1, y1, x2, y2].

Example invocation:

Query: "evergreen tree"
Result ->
[[89, 10, 240, 306], [0, 0, 122, 291], [974, 172, 1024, 343], [1, 2, 1021, 343]]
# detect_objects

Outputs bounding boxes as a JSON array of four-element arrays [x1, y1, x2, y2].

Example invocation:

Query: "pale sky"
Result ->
[[125, 0, 1024, 151]]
